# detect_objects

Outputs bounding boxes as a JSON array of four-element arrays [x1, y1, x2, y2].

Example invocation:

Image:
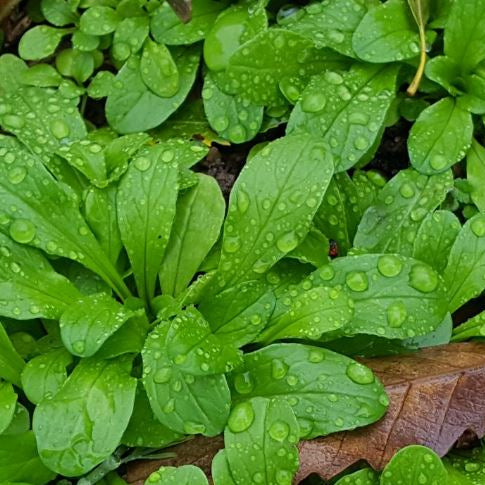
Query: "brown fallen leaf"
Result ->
[[126, 342, 485, 484], [166, 0, 192, 23]]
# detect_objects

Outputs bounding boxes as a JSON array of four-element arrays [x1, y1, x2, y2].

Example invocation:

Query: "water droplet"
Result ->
[[379, 392, 390, 407], [228, 401, 254, 433], [430, 154, 447, 171], [213, 116, 229, 132], [153, 367, 172, 384], [233, 372, 254, 394], [387, 301, 407, 328], [50, 119, 70, 139], [277, 231, 299, 253], [134, 156, 151, 171], [308, 349, 324, 363], [271, 359, 288, 380], [409, 264, 438, 293], [237, 189, 249, 214], [224, 236, 241, 253], [269, 420, 290, 442], [73, 340, 85, 354], [354, 136, 368, 150], [324, 71, 343, 85], [319, 265, 335, 281], [183, 421, 206, 435], [9, 219, 36, 244], [3, 115, 25, 129], [301, 92, 326, 113], [346, 362, 374, 384], [8, 166, 26, 184], [345, 271, 368, 292], [471, 216, 485, 237], [377, 255, 403, 277], [399, 182, 415, 198]]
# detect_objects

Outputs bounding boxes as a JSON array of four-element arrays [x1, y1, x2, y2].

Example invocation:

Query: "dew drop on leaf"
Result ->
[[9, 219, 36, 244], [269, 420, 290, 442], [346, 362, 374, 385], [409, 264, 439, 293], [387, 301, 407, 328], [377, 254, 403, 277], [471, 216, 485, 237], [345, 271, 368, 292], [228, 401, 255, 433]]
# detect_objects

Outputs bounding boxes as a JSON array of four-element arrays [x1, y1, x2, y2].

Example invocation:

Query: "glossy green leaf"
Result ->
[[151, 0, 230, 45], [408, 97, 473, 174], [0, 136, 129, 299], [0, 231, 81, 320], [60, 293, 133, 357], [33, 357, 137, 476], [142, 323, 231, 436], [144, 465, 208, 485], [221, 397, 299, 485], [113, 17, 149, 62], [220, 29, 347, 106], [140, 39, 179, 97], [122, 383, 182, 448], [72, 31, 100, 51], [444, 0, 485, 73], [444, 213, 485, 312], [203, 3, 267, 72], [199, 280, 275, 347], [287, 226, 329, 267], [314, 171, 379, 255], [18, 26, 70, 61], [20, 348, 72, 404], [106, 47, 200, 133], [258, 286, 354, 343], [353, 0, 420, 62], [381, 445, 448, 485], [41, 0, 79, 26], [354, 168, 453, 255], [202, 71, 264, 144], [287, 64, 398, 171], [0, 324, 25, 387], [117, 145, 178, 303], [0, 55, 28, 94], [283, 0, 378, 57], [230, 344, 387, 439], [160, 173, 224, 297], [412, 210, 461, 273], [84, 185, 123, 265], [334, 468, 379, 485], [0, 432, 56, 485], [0, 382, 17, 434], [19, 64, 62, 87], [444, 444, 485, 485], [301, 253, 449, 339], [214, 133, 334, 291], [467, 140, 485, 213], [87, 71, 116, 98], [452, 309, 485, 342], [80, 6, 121, 35]]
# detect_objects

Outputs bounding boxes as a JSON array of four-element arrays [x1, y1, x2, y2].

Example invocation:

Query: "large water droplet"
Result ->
[[233, 372, 254, 394], [134, 156, 151, 171], [269, 420, 290, 442], [377, 254, 403, 277], [183, 421, 206, 435], [276, 231, 299, 253], [9, 219, 36, 244], [409, 264, 438, 293], [471, 216, 485, 237], [345, 271, 368, 292], [271, 359, 288, 380], [301, 92, 326, 113], [153, 367, 172, 384], [346, 362, 374, 384], [50, 119, 70, 139], [387, 301, 407, 328], [430, 154, 447, 171], [228, 401, 255, 433], [8, 166, 27, 185]]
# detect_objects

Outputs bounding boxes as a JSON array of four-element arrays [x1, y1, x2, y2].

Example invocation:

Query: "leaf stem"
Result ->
[[407, 25, 427, 96]]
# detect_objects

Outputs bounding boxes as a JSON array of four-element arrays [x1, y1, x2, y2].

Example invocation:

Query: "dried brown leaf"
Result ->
[[126, 342, 485, 484], [166, 0, 192, 23]]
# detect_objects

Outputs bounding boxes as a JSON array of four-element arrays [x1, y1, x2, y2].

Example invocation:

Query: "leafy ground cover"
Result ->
[[0, 0, 484, 484]]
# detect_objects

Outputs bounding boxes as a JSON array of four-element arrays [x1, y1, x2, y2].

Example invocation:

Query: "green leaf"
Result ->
[[160, 173, 224, 297], [0, 382, 17, 434], [0, 432, 56, 485], [41, 0, 79, 26], [80, 6, 121, 35], [443, 213, 485, 312], [199, 280, 276, 347], [142, 322, 231, 436], [352, 0, 420, 62], [222, 397, 299, 485], [287, 226, 329, 267], [151, 0, 229, 45], [283, 0, 378, 58], [444, 444, 485, 485], [213, 133, 334, 290], [72, 31, 100, 51], [19, 64, 63, 87], [334, 468, 379, 485], [412, 210, 461, 273], [106, 47, 200, 133], [443, 0, 485, 73], [122, 383, 182, 448], [144, 466, 208, 485], [287, 64, 398, 171], [33, 357, 137, 476], [301, 253, 449, 339], [0, 55, 28, 94], [220, 29, 347, 106], [117, 145, 179, 303], [0, 231, 81, 320], [87, 71, 116, 98], [381, 445, 448, 485], [60, 293, 133, 357], [0, 323, 25, 387], [354, 168, 453, 255], [314, 171, 379, 255], [203, 3, 268, 72], [230, 344, 387, 439], [258, 285, 354, 343], [467, 139, 485, 212], [452, 309, 485, 342], [202, 71, 264, 144], [2, 403, 30, 436], [18, 26, 70, 61], [212, 450, 237, 485], [408, 97, 473, 174], [0, 136, 129, 299], [20, 348, 72, 404], [140, 39, 179, 98], [113, 17, 149, 62]]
